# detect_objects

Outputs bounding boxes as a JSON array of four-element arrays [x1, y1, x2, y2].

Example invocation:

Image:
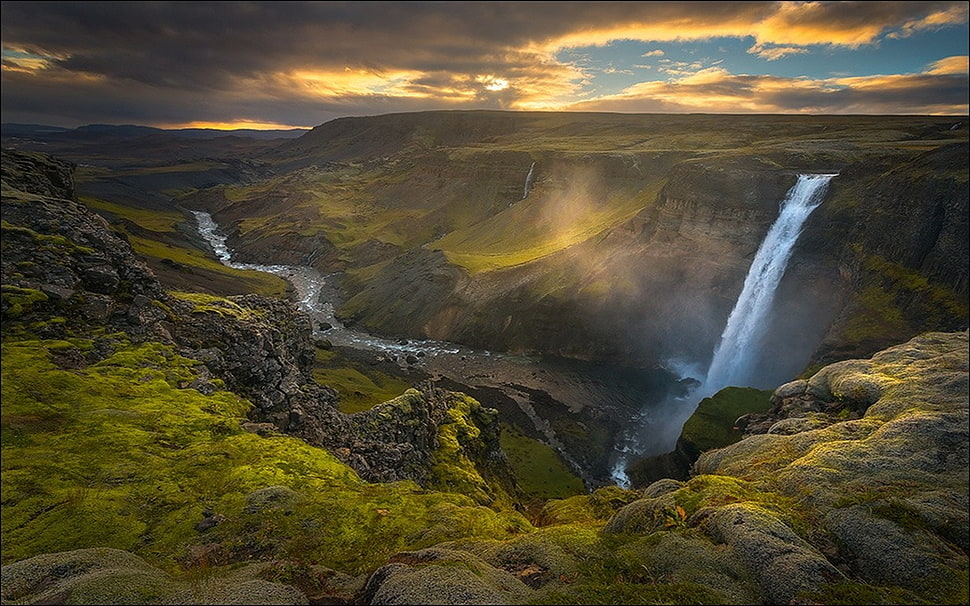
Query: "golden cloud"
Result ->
[[891, 3, 970, 38], [748, 44, 810, 61], [565, 63, 968, 115], [533, 2, 967, 54], [1, 46, 68, 74], [927, 55, 970, 75], [165, 120, 301, 131], [285, 68, 429, 97]]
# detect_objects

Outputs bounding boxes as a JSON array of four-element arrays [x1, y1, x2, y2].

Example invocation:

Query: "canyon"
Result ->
[[1, 135, 967, 604], [6, 112, 966, 488]]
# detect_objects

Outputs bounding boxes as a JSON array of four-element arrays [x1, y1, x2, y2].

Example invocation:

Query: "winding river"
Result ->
[[192, 210, 685, 488]]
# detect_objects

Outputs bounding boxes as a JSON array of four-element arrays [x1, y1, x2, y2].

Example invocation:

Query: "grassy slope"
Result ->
[[79, 194, 289, 298], [681, 387, 774, 452], [311, 346, 413, 414]]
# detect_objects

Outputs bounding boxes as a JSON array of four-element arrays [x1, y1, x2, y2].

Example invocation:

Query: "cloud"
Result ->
[[566, 62, 969, 115], [889, 2, 970, 38], [1, 2, 967, 127], [747, 44, 810, 61], [926, 55, 970, 75]]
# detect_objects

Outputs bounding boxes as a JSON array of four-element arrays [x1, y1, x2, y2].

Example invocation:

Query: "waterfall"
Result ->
[[609, 172, 835, 487], [522, 161, 536, 199], [703, 173, 836, 393]]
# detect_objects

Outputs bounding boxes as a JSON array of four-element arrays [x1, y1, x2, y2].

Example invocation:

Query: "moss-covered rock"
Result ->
[[691, 330, 969, 604], [360, 547, 533, 605], [0, 547, 310, 605]]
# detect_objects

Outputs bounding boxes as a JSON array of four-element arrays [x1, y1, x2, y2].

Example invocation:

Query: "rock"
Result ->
[[195, 509, 226, 532], [0, 548, 310, 605], [771, 379, 808, 401], [765, 415, 832, 435], [246, 485, 302, 513], [601, 491, 681, 535], [700, 504, 844, 605], [360, 548, 531, 605], [641, 478, 684, 498], [626, 437, 700, 485], [688, 331, 969, 604], [824, 505, 952, 587]]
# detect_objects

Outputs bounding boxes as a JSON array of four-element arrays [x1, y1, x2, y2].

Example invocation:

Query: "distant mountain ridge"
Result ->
[[1, 122, 308, 141]]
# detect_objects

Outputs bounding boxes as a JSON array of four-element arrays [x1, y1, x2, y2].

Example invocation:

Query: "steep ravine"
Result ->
[[190, 208, 686, 486], [329, 147, 968, 390]]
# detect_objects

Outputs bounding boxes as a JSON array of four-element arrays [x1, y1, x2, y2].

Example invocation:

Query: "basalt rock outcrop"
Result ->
[[802, 142, 970, 365]]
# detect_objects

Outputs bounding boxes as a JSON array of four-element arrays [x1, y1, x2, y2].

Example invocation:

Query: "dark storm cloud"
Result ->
[[1, 1, 766, 83]]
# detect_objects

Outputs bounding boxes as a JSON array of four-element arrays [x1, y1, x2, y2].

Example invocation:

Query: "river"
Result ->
[[191, 210, 686, 488]]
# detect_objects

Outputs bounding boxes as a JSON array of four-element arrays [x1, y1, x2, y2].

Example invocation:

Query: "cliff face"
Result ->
[[331, 138, 966, 387], [797, 143, 970, 365], [337, 154, 798, 364]]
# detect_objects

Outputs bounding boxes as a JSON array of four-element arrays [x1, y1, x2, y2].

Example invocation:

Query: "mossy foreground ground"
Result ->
[[2, 330, 967, 604]]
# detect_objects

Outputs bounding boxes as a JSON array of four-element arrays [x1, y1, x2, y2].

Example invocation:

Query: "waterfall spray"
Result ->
[[703, 173, 837, 393]]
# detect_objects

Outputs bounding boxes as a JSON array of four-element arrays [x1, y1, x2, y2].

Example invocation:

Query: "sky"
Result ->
[[1, 1, 968, 130]]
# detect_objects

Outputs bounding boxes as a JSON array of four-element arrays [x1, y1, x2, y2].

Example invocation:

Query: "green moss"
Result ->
[[802, 580, 934, 605], [1, 338, 532, 576], [81, 197, 184, 233], [534, 580, 726, 605], [538, 486, 640, 526], [673, 475, 789, 518], [426, 392, 495, 504], [169, 291, 263, 321], [1, 285, 49, 317], [681, 387, 773, 452], [311, 348, 411, 413], [498, 423, 585, 501], [1, 220, 97, 255], [530, 531, 747, 605]]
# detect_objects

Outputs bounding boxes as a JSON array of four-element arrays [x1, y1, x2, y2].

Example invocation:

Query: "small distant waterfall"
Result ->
[[703, 173, 837, 393], [522, 161, 536, 199]]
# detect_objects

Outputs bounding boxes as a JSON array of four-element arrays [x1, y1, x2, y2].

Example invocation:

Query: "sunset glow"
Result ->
[[1, 1, 966, 129]]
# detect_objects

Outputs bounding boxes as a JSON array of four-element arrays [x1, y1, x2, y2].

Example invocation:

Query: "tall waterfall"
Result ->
[[522, 161, 536, 199], [703, 173, 837, 393], [609, 173, 835, 487]]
